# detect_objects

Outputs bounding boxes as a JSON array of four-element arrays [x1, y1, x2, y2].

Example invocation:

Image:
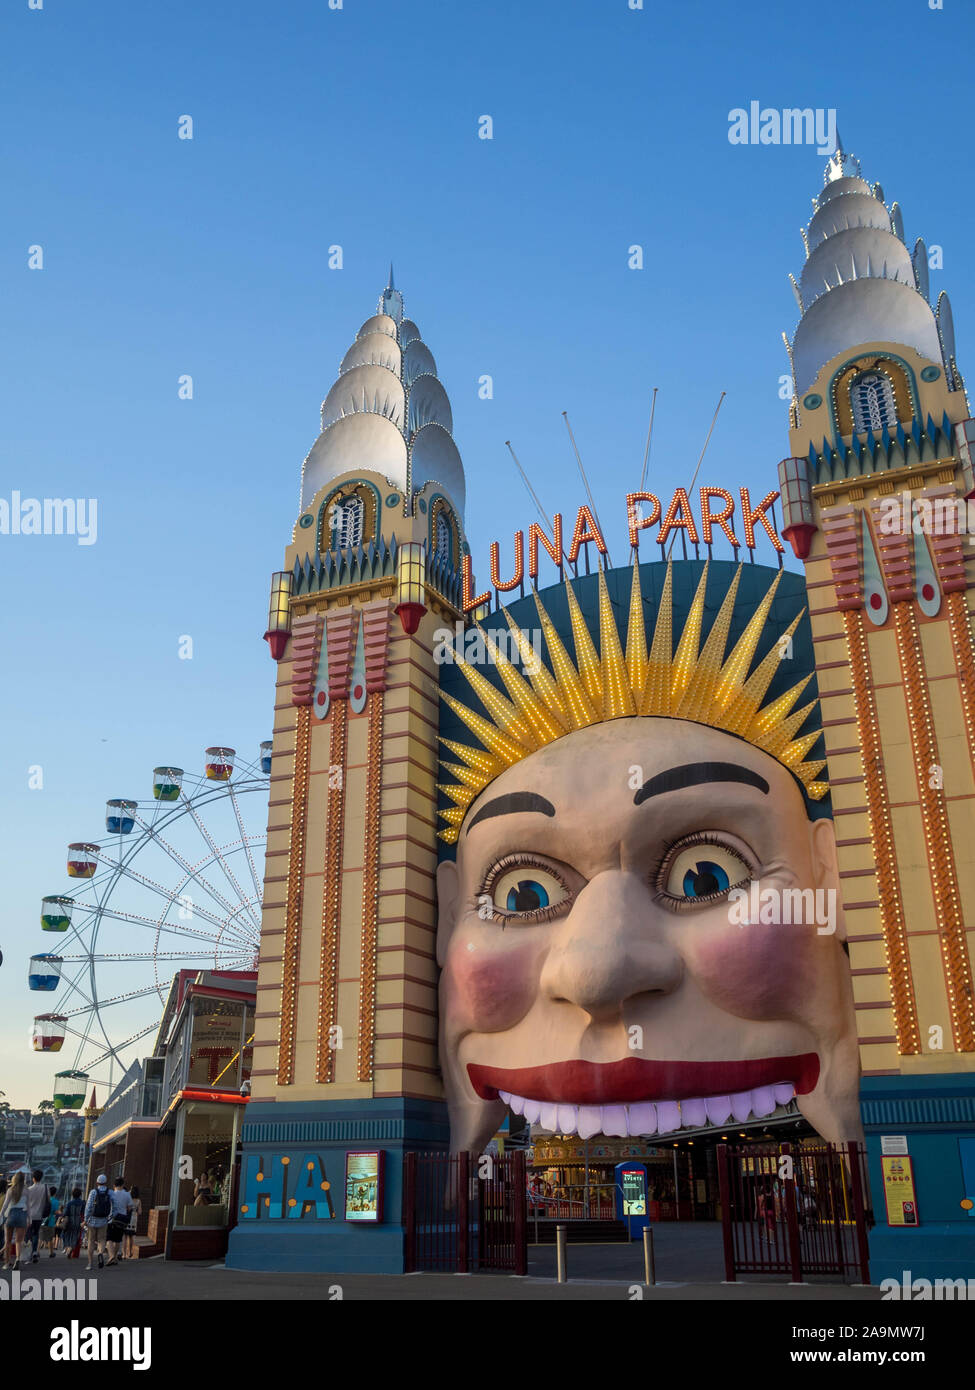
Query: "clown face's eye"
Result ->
[[657, 835, 754, 911], [482, 856, 571, 924]]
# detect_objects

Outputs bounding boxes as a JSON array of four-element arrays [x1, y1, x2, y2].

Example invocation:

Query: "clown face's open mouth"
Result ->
[[467, 1055, 818, 1139]]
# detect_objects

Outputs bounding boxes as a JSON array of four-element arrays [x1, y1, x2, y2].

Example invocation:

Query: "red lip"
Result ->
[[467, 1055, 819, 1105]]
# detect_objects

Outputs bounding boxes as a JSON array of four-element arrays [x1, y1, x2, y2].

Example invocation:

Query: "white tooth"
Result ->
[[772, 1082, 795, 1106], [750, 1085, 777, 1117], [730, 1090, 753, 1122], [557, 1104, 578, 1134], [498, 1090, 512, 1105], [601, 1105, 628, 1137], [680, 1097, 708, 1128], [539, 1102, 559, 1132], [507, 1092, 526, 1116], [577, 1105, 602, 1140], [523, 1099, 542, 1124], [656, 1101, 681, 1132], [627, 1102, 657, 1136], [705, 1095, 732, 1125]]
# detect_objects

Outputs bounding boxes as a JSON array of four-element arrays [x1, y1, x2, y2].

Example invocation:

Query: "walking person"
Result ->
[[106, 1178, 132, 1265], [25, 1169, 49, 1264], [60, 1187, 85, 1259], [83, 1175, 113, 1271], [123, 1186, 142, 1261], [1, 1171, 30, 1270], [39, 1186, 60, 1258]]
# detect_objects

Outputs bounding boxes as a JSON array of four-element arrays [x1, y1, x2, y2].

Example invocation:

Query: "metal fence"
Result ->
[[403, 1150, 527, 1274], [717, 1140, 871, 1283]]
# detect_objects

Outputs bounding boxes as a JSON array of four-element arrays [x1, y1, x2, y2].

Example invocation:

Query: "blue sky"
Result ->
[[2, 0, 972, 1108]]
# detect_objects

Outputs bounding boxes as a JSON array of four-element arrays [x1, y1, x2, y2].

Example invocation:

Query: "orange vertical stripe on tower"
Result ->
[[277, 704, 311, 1085], [357, 692, 384, 1082], [317, 700, 348, 1083], [844, 609, 921, 1054]]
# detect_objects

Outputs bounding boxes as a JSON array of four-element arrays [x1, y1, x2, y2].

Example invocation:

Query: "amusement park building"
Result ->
[[89, 969, 255, 1260], [221, 146, 975, 1281]]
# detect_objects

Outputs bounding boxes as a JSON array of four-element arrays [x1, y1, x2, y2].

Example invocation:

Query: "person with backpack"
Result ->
[[1, 1171, 30, 1270], [83, 1175, 113, 1270], [25, 1169, 49, 1263], [105, 1178, 132, 1265], [60, 1186, 85, 1258]]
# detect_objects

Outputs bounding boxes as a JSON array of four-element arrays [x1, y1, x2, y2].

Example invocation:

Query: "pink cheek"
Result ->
[[447, 934, 540, 1031], [686, 920, 814, 1019]]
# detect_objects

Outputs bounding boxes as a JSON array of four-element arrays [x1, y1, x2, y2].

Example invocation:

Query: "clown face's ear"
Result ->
[[436, 859, 461, 969], [809, 817, 846, 942]]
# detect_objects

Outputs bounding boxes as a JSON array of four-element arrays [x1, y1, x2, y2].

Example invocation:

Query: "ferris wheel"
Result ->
[[28, 743, 271, 1105]]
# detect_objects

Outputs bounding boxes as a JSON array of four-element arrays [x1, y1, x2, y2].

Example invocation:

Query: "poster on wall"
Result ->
[[345, 1150, 383, 1222], [881, 1155, 919, 1226]]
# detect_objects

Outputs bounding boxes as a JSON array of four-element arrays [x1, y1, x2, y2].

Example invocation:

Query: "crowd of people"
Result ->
[[0, 1169, 142, 1272]]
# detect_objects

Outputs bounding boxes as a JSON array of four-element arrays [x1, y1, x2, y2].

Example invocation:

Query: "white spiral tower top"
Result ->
[[298, 268, 466, 519], [786, 138, 959, 399]]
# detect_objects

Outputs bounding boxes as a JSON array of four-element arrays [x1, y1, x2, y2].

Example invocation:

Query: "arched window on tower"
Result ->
[[331, 494, 364, 550], [434, 511, 452, 566], [850, 370, 898, 435]]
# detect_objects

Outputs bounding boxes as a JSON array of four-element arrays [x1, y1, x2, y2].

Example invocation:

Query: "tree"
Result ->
[[37, 1100, 55, 1113]]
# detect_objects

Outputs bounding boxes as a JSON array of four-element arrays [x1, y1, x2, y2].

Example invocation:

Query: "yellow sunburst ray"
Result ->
[[598, 568, 636, 719], [641, 562, 674, 716], [624, 560, 649, 694], [670, 563, 709, 706], [533, 591, 598, 730]]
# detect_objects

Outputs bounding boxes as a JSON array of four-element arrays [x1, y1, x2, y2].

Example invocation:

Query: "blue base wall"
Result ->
[[860, 1074, 975, 1285], [225, 1097, 449, 1274]]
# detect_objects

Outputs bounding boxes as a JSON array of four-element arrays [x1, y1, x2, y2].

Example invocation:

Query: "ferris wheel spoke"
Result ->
[[86, 984, 179, 1010], [131, 811, 257, 926], [177, 793, 261, 931], [98, 857, 244, 935], [93, 882, 255, 946], [143, 913, 256, 952], [227, 782, 264, 904], [81, 1024, 159, 1073]]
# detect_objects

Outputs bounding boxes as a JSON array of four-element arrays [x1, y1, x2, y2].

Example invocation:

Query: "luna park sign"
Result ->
[[461, 485, 784, 613]]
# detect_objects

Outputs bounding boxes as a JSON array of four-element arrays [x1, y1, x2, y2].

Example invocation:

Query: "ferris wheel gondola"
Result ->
[[29, 742, 270, 1098]]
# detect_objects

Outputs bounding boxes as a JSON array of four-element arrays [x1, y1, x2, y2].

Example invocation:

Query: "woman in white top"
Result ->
[[1, 1171, 29, 1271]]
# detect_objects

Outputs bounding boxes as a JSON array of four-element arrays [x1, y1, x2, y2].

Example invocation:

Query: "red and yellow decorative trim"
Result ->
[[317, 700, 348, 1083], [357, 691, 384, 1082], [843, 609, 921, 1054], [821, 505, 863, 611], [277, 705, 311, 1084], [360, 600, 392, 692], [290, 615, 322, 707], [326, 609, 357, 700]]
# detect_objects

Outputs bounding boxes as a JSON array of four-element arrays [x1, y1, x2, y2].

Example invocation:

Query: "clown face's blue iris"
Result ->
[[506, 880, 550, 912], [681, 861, 730, 898]]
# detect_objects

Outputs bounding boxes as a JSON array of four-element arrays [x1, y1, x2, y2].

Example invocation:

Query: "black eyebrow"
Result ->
[[465, 791, 557, 835], [634, 762, 770, 805]]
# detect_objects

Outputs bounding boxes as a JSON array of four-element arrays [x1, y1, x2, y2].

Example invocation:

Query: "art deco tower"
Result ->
[[778, 145, 975, 1279], [228, 273, 467, 1272]]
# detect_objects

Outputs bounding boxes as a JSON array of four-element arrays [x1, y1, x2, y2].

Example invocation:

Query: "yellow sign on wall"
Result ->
[[881, 1155, 919, 1227]]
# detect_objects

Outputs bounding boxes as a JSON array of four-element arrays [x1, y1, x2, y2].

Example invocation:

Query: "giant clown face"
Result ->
[[436, 716, 861, 1155]]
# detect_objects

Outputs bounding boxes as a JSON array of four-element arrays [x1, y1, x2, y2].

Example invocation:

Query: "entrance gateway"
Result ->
[[231, 141, 975, 1283]]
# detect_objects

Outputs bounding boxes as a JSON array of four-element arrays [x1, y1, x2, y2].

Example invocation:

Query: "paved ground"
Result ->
[[13, 1225, 881, 1300]]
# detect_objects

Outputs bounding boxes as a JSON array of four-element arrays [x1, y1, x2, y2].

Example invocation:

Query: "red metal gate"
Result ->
[[404, 1150, 527, 1274], [717, 1140, 871, 1283]]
